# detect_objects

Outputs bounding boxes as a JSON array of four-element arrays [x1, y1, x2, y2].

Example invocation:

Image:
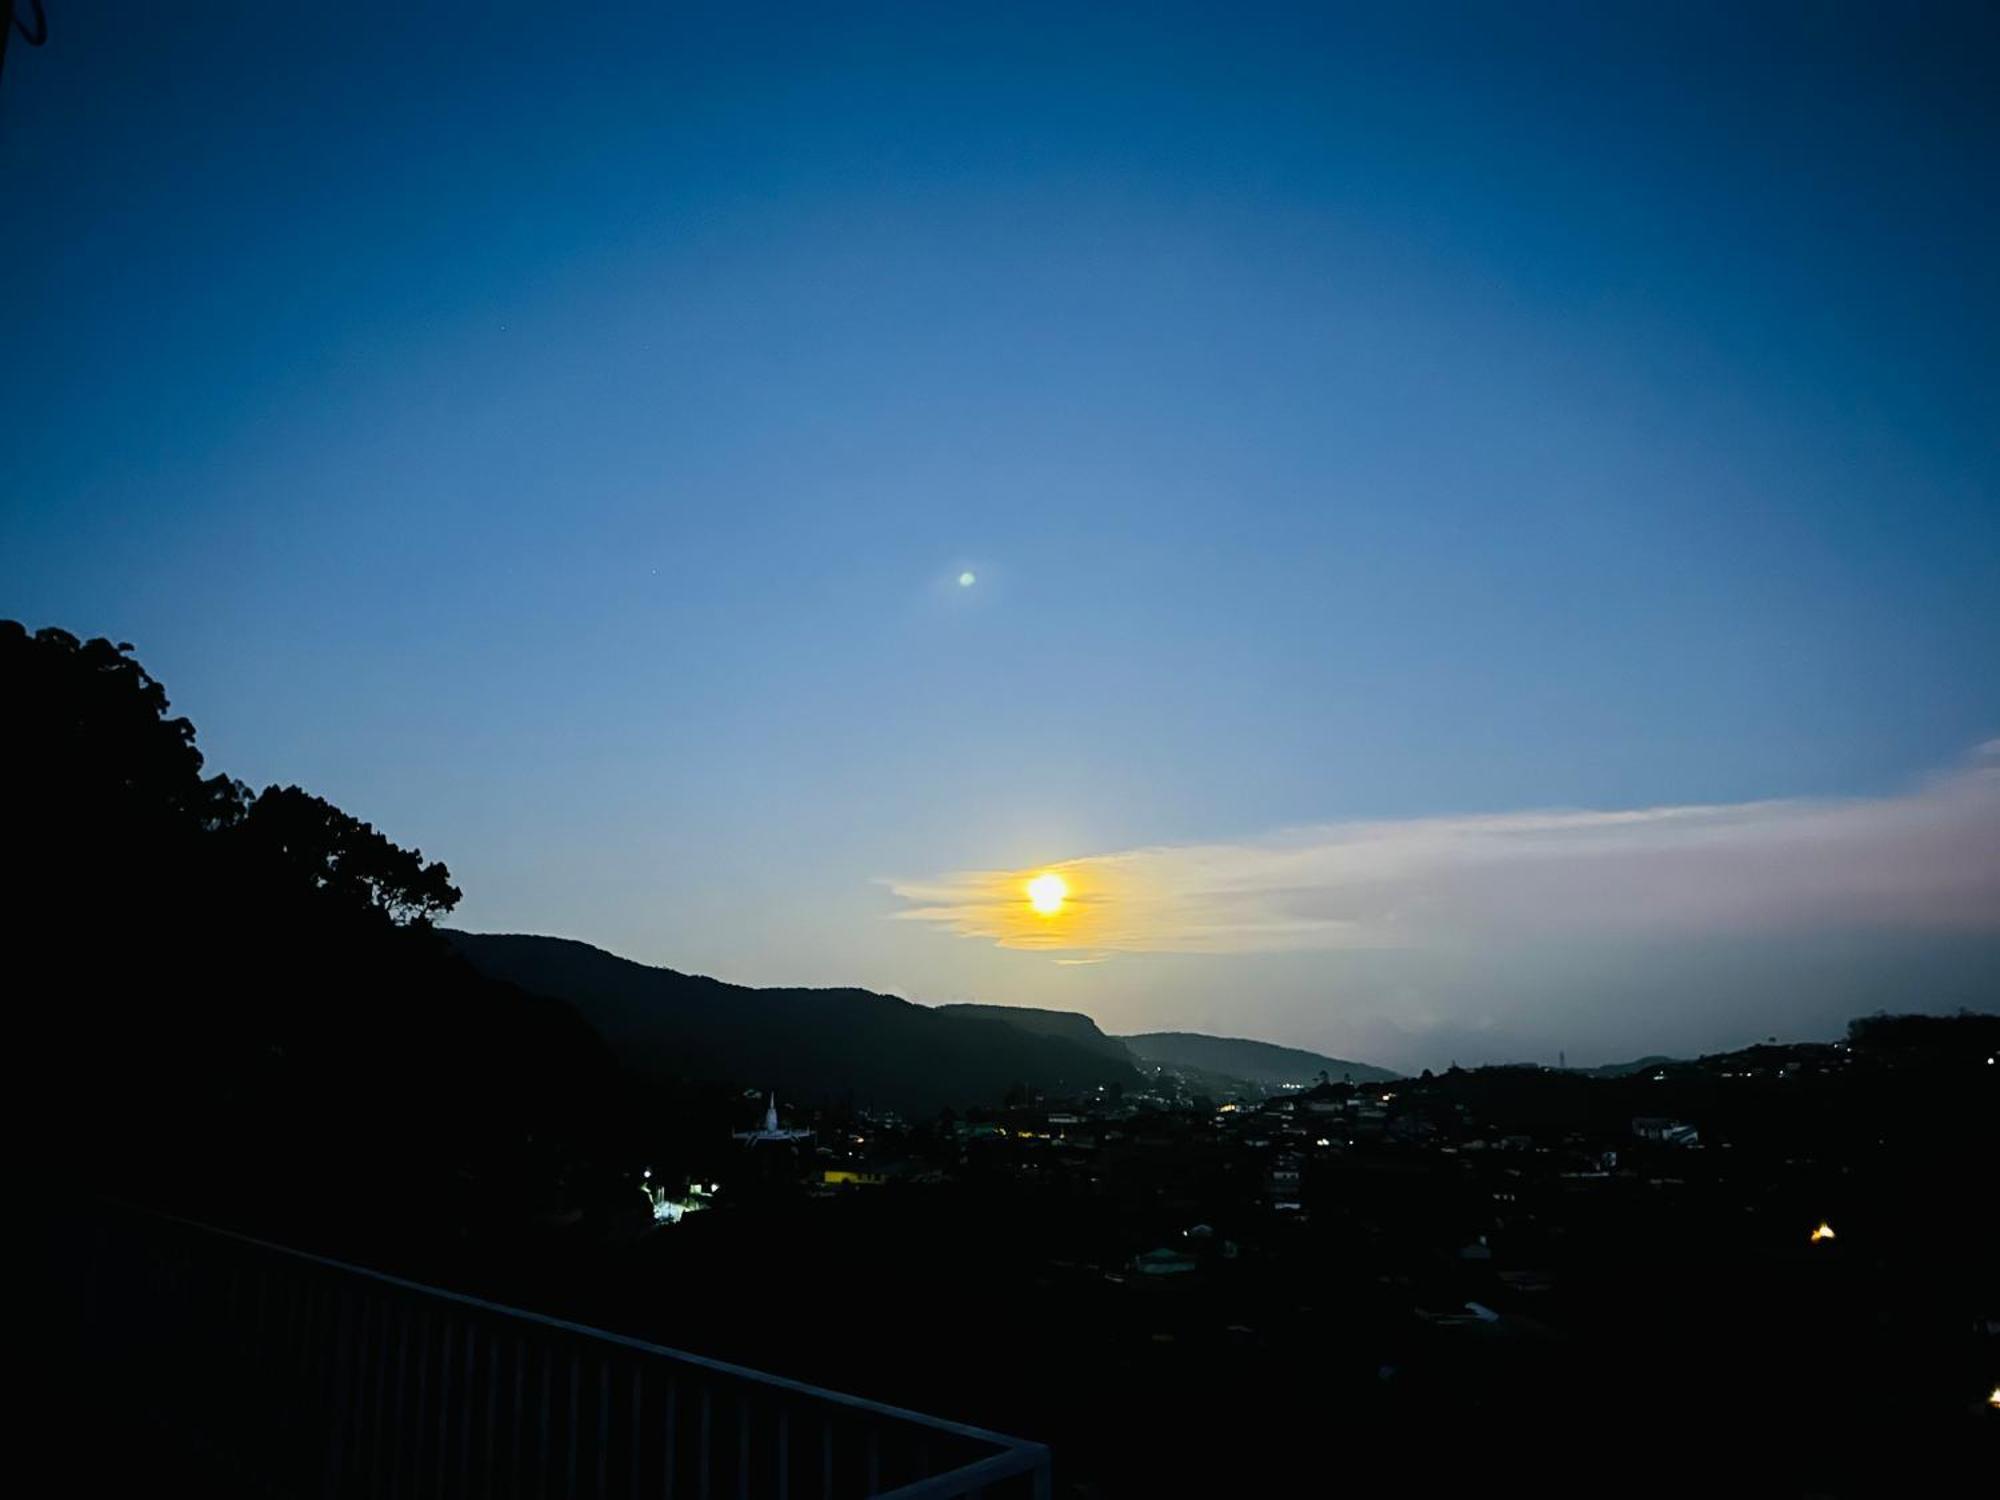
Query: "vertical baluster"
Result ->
[[539, 1339, 555, 1500], [208, 1253, 232, 1465], [251, 1266, 274, 1483], [436, 1312, 456, 1500], [595, 1359, 611, 1500], [283, 1271, 308, 1455], [459, 1323, 478, 1498], [348, 1292, 373, 1497], [698, 1387, 711, 1500], [736, 1392, 749, 1500], [392, 1301, 416, 1500], [568, 1349, 582, 1500], [663, 1376, 679, 1498], [865, 1430, 880, 1496], [356, 1291, 386, 1500], [776, 1408, 789, 1500], [304, 1277, 329, 1430], [820, 1417, 832, 1500], [486, 1326, 503, 1496], [412, 1307, 433, 1500], [629, 1367, 643, 1500], [375, 1298, 400, 1497], [326, 1288, 358, 1497], [232, 1258, 252, 1459], [512, 1336, 528, 1500]]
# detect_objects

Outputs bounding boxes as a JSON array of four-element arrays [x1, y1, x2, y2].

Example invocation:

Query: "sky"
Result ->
[[3, 3, 1995, 1070]]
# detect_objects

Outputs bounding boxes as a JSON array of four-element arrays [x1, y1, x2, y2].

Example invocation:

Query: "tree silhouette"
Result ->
[[235, 784, 459, 925], [2, 621, 244, 841], [6, 618, 622, 1243], [3, 620, 455, 925]]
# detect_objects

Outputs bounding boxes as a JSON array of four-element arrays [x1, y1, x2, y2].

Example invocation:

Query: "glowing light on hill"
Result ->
[[1809, 1221, 1836, 1243]]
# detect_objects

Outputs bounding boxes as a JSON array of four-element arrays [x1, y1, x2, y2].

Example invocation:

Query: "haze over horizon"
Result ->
[[5, 4, 1996, 1073]]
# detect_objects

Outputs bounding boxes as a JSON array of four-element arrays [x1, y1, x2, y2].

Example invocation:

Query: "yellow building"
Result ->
[[822, 1169, 887, 1187]]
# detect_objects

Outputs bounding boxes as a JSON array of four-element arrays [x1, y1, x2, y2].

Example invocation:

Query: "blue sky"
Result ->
[[5, 4, 1995, 1068]]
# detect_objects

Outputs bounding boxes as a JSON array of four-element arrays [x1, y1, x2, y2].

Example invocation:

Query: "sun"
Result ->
[[1027, 872, 1068, 916]]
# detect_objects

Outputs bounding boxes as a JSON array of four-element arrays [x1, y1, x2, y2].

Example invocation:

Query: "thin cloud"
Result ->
[[889, 754, 2000, 957]]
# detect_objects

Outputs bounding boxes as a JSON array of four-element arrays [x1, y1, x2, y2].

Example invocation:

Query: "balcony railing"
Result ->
[[60, 1203, 1050, 1499]]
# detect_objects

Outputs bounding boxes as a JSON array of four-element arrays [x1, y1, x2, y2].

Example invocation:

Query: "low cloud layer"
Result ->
[[890, 750, 2000, 958]]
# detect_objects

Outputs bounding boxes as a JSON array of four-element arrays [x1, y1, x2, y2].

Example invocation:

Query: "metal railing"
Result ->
[[60, 1204, 1050, 1499]]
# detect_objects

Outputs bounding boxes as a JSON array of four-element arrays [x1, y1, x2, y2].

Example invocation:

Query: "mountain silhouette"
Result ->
[[1119, 1030, 1399, 1087], [446, 932, 1141, 1114], [933, 1003, 1134, 1062]]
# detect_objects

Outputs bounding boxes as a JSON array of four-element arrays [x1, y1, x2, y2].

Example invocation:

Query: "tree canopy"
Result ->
[[7, 619, 620, 1248], [234, 784, 460, 926], [3, 619, 457, 925]]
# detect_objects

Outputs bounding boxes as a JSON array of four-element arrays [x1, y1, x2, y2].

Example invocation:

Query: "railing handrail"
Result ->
[[103, 1199, 1051, 1474], [873, 1447, 1052, 1499]]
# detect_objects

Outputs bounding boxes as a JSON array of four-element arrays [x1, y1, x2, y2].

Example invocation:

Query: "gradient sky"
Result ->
[[5, 4, 1996, 1070]]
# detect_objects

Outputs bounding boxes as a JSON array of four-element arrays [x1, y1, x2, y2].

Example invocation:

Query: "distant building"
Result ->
[[642, 1183, 709, 1225], [1132, 1247, 1199, 1276], [1631, 1117, 1700, 1147], [734, 1094, 816, 1145]]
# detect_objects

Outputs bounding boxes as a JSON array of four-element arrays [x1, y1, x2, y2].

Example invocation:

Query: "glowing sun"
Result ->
[[1027, 872, 1068, 916]]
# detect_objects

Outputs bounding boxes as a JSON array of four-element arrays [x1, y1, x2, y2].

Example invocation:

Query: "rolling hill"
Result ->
[[1119, 1031, 1399, 1086], [932, 1003, 1133, 1062], [446, 932, 1141, 1114], [1578, 1054, 1680, 1078]]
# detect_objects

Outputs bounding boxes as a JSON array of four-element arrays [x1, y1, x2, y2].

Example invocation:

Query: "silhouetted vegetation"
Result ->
[[6, 621, 621, 1252]]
